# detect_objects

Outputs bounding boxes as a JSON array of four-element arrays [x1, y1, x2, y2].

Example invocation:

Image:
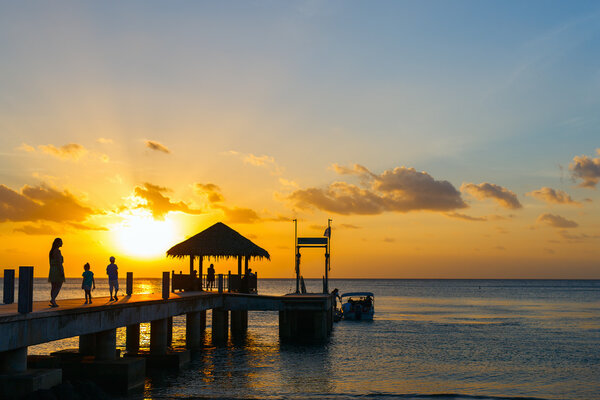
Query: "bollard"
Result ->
[[126, 272, 133, 295], [162, 271, 170, 299], [3, 269, 15, 304], [17, 266, 34, 314], [218, 274, 223, 293], [228, 271, 231, 292]]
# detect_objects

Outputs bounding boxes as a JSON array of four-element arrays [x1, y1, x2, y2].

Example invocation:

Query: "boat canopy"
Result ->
[[340, 292, 374, 298]]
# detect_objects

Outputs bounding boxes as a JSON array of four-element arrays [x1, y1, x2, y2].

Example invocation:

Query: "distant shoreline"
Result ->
[[25, 277, 600, 281]]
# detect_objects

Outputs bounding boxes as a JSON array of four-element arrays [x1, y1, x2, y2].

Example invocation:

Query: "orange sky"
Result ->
[[1, 3, 599, 279]]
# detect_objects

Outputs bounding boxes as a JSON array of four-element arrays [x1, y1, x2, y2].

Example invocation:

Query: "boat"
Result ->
[[340, 292, 374, 321]]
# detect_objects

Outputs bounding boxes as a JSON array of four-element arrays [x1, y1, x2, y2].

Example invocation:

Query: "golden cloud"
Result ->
[[526, 187, 579, 205], [288, 164, 467, 215], [145, 140, 171, 154], [536, 213, 578, 228], [194, 183, 224, 203], [38, 143, 88, 160], [0, 184, 95, 223], [569, 149, 600, 188], [461, 182, 522, 209], [134, 183, 201, 218]]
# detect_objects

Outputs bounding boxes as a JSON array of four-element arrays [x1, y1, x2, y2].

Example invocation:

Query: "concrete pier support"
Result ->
[[95, 329, 117, 361], [150, 318, 169, 355], [167, 316, 173, 346], [126, 324, 140, 354], [0, 347, 27, 373], [79, 333, 96, 356], [186, 311, 204, 350], [0, 347, 62, 399], [230, 310, 248, 336], [211, 308, 228, 344], [279, 309, 329, 342]]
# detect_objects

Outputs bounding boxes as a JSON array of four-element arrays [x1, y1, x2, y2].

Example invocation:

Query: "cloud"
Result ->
[[461, 182, 522, 209], [145, 140, 171, 154], [14, 224, 59, 235], [217, 206, 261, 224], [279, 178, 298, 188], [557, 230, 599, 241], [97, 138, 113, 144], [445, 212, 487, 221], [134, 183, 201, 218], [569, 149, 600, 188], [340, 223, 361, 229], [536, 213, 578, 228], [225, 150, 283, 175], [526, 187, 580, 205], [194, 183, 224, 203], [0, 184, 96, 223], [383, 237, 396, 243], [38, 143, 88, 161], [18, 143, 35, 152], [288, 164, 467, 215], [67, 222, 108, 231]]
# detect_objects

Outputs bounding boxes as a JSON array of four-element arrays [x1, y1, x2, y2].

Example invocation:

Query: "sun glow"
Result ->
[[112, 210, 178, 258]]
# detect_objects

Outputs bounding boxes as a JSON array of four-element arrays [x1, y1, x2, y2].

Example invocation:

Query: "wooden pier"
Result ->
[[0, 287, 334, 398]]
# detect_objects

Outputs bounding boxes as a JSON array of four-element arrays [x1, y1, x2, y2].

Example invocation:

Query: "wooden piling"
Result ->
[[3, 269, 14, 304], [162, 272, 170, 299], [17, 266, 33, 314], [126, 324, 140, 353], [126, 272, 133, 296]]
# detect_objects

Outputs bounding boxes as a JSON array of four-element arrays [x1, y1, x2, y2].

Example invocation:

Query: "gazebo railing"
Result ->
[[171, 271, 256, 293]]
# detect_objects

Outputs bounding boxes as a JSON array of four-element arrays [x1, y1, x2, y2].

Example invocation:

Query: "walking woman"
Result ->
[[48, 238, 65, 307]]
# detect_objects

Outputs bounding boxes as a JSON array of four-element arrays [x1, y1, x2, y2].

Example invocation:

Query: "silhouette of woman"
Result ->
[[48, 238, 65, 307]]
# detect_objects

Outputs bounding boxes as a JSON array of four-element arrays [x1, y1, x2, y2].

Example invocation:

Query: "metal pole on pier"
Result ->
[[294, 219, 300, 294]]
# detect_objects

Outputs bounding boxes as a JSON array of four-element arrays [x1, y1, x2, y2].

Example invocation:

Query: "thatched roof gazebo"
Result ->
[[166, 222, 270, 278]]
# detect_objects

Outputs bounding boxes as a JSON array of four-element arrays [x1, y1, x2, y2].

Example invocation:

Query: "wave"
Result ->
[[149, 392, 554, 400]]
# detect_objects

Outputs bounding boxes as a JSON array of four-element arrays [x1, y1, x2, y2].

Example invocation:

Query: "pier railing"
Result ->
[[171, 271, 257, 293]]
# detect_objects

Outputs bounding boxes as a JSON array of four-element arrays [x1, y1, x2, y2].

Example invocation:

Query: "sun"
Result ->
[[112, 210, 178, 258]]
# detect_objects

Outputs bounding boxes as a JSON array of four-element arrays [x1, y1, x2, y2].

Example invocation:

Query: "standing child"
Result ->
[[82, 263, 95, 304], [106, 256, 119, 301]]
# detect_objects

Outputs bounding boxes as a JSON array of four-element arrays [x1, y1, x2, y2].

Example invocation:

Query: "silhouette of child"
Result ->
[[82, 263, 95, 304], [107, 256, 119, 301]]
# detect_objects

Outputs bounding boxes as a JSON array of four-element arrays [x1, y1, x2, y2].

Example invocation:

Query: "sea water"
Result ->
[[10, 278, 600, 399]]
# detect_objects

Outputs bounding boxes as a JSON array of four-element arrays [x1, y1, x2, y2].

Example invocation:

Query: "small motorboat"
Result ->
[[340, 292, 374, 321]]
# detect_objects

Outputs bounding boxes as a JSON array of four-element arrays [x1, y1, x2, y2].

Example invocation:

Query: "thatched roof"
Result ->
[[166, 222, 270, 260]]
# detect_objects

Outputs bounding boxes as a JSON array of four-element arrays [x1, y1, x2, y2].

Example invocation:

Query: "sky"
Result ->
[[1, 1, 599, 279]]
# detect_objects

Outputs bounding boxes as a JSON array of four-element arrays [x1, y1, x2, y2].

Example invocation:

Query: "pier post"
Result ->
[[0, 347, 27, 373], [126, 272, 133, 296], [162, 272, 170, 299], [126, 324, 140, 354], [150, 319, 168, 355], [278, 310, 292, 341], [17, 266, 33, 314], [79, 333, 96, 356], [167, 316, 173, 346], [211, 308, 228, 344], [218, 274, 223, 293], [95, 329, 117, 361], [199, 310, 206, 331], [313, 311, 328, 341], [3, 269, 15, 304], [230, 310, 248, 336], [186, 311, 203, 349]]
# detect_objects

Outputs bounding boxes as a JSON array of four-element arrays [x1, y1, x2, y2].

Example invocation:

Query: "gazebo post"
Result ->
[[198, 257, 203, 287], [237, 256, 242, 276], [244, 256, 249, 275], [189, 255, 194, 275]]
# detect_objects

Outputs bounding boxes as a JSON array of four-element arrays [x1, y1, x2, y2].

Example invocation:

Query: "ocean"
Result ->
[[14, 278, 600, 400]]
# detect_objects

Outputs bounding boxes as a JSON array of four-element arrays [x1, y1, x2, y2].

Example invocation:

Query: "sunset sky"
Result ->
[[1, 1, 599, 279]]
